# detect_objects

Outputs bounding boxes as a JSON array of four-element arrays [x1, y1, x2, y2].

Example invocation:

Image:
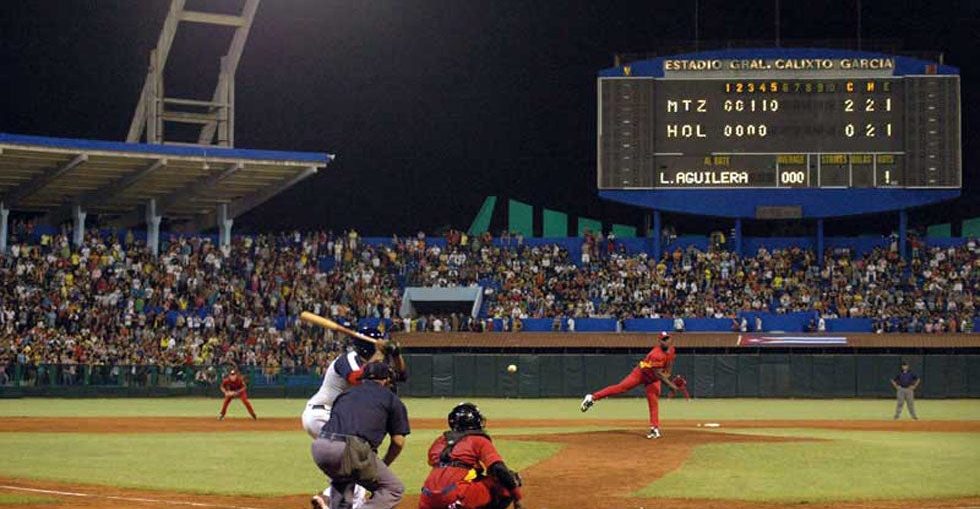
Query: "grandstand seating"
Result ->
[[0, 222, 976, 376]]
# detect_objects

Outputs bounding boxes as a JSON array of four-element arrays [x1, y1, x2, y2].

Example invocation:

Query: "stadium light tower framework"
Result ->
[[126, 0, 261, 147]]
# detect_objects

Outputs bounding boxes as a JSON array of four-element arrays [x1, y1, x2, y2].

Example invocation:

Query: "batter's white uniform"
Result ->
[[302, 350, 363, 438], [303, 350, 369, 507]]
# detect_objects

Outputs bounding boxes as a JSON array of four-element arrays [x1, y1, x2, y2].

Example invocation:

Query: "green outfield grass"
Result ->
[[0, 431, 559, 496], [1, 397, 979, 420], [639, 429, 980, 501], [0, 398, 977, 502]]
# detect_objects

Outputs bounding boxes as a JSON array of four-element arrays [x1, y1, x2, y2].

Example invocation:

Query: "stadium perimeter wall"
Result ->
[[3, 332, 979, 399]]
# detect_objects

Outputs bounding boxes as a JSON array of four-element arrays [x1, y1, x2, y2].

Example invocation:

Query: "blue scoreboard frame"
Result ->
[[596, 48, 961, 219]]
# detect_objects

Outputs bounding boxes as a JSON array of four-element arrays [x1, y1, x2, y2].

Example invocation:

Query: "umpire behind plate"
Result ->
[[311, 362, 411, 509]]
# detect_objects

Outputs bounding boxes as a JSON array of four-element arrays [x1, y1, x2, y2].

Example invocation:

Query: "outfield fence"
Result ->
[[3, 352, 980, 398]]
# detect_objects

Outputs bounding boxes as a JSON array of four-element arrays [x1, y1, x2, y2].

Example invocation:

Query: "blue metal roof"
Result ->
[[0, 132, 333, 165]]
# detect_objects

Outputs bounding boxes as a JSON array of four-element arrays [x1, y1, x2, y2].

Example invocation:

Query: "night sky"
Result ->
[[1, 0, 977, 236]]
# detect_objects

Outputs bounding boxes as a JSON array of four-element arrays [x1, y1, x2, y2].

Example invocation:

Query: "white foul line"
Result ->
[[0, 485, 269, 509]]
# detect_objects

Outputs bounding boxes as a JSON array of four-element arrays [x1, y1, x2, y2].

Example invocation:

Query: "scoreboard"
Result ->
[[598, 54, 961, 190]]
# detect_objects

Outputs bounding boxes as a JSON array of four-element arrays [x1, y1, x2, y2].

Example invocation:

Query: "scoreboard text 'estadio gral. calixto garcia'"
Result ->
[[598, 54, 961, 190]]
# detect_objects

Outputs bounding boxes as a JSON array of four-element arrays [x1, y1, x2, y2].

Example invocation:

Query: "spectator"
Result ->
[[673, 316, 685, 333]]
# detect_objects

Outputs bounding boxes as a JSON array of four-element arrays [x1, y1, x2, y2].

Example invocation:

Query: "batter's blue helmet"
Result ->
[[352, 326, 385, 359]]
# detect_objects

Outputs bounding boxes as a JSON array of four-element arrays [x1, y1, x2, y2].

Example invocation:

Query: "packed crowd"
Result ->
[[0, 224, 403, 377], [1, 223, 977, 377], [402, 231, 978, 333]]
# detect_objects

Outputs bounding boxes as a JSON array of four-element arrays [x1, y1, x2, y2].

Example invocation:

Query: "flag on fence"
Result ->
[[737, 335, 849, 347]]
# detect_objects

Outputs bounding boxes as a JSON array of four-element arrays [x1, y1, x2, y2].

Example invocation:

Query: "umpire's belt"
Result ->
[[319, 432, 355, 442], [421, 483, 458, 497]]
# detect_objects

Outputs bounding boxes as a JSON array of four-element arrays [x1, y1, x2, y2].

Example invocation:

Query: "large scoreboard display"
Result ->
[[598, 52, 961, 191]]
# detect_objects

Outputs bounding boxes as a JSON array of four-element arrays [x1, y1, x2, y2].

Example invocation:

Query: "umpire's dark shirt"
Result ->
[[894, 371, 918, 388], [320, 380, 411, 450]]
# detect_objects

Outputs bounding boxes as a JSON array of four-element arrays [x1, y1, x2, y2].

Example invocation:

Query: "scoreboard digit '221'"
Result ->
[[597, 49, 961, 192]]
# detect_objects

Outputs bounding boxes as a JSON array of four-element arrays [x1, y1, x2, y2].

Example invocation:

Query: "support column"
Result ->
[[652, 209, 662, 260], [733, 218, 743, 257], [72, 205, 87, 247], [217, 204, 233, 248], [899, 209, 908, 259], [0, 202, 9, 255], [816, 218, 825, 267], [146, 199, 162, 256]]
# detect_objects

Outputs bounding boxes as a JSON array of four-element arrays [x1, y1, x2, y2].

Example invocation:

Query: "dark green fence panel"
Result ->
[[517, 355, 541, 398], [404, 354, 433, 397], [432, 355, 454, 397], [760, 354, 791, 397], [922, 355, 947, 399], [562, 355, 587, 397], [714, 355, 738, 397], [693, 356, 716, 397], [452, 355, 478, 397], [944, 355, 968, 397], [790, 355, 814, 396], [736, 355, 760, 396], [495, 354, 521, 396], [855, 355, 878, 397], [538, 355, 565, 397], [967, 356, 980, 395], [836, 355, 858, 396], [473, 355, 499, 397]]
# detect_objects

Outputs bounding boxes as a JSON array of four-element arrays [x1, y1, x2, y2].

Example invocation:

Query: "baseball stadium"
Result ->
[[1, 2, 979, 509]]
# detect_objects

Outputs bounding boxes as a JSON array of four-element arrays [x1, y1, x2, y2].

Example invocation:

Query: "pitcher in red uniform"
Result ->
[[419, 403, 524, 509], [218, 367, 257, 420], [580, 331, 677, 438]]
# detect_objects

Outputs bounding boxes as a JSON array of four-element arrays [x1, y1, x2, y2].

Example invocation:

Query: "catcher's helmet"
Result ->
[[448, 402, 486, 432], [352, 326, 385, 359]]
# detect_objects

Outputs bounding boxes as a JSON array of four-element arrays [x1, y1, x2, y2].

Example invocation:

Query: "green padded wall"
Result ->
[[507, 200, 533, 237], [963, 217, 980, 238], [927, 223, 952, 238], [542, 208, 569, 237], [467, 196, 497, 236], [578, 217, 602, 237], [611, 224, 637, 238]]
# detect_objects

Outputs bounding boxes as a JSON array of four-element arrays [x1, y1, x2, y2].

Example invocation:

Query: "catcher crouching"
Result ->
[[419, 403, 525, 509]]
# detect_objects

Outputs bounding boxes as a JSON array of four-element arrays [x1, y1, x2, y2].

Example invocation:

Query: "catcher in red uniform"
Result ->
[[580, 331, 677, 438], [419, 403, 525, 509], [218, 367, 257, 420]]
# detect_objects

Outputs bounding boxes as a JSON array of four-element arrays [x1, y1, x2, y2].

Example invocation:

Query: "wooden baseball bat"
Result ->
[[299, 311, 380, 345]]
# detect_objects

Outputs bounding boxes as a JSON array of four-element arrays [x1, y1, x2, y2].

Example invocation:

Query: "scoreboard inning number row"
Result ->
[[598, 61, 961, 190]]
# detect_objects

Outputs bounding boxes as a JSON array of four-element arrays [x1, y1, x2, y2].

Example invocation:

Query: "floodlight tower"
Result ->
[[126, 0, 261, 147]]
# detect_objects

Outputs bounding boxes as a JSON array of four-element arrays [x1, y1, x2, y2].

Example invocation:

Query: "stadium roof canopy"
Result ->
[[0, 132, 333, 229]]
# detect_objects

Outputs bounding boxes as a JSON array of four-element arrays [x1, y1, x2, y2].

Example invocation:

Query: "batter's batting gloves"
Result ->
[[388, 341, 401, 358]]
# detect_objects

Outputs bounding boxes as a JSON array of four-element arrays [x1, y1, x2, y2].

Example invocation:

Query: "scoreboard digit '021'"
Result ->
[[598, 52, 961, 190]]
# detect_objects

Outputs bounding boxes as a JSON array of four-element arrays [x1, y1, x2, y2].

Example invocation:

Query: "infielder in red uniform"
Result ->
[[419, 403, 524, 509], [580, 331, 677, 438], [218, 367, 257, 420]]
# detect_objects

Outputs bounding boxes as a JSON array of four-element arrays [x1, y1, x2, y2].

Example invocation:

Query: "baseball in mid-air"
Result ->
[[507, 364, 518, 374]]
